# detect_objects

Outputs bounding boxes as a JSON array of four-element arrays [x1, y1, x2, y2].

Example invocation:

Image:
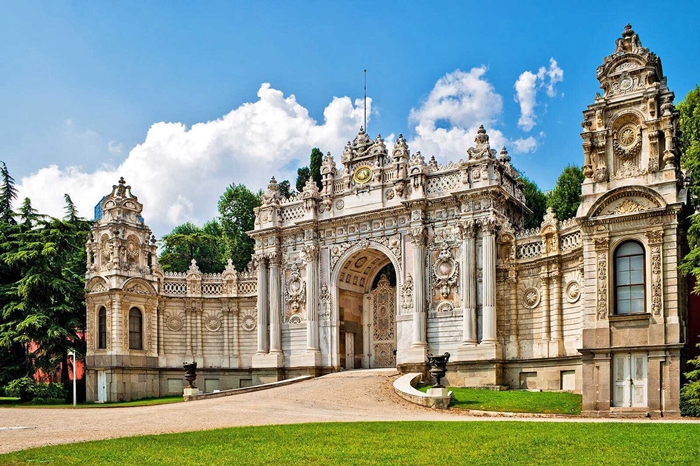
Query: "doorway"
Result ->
[[97, 370, 107, 403], [613, 353, 647, 407], [336, 248, 397, 369]]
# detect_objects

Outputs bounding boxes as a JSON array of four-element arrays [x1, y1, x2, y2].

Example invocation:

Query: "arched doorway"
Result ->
[[335, 248, 398, 369]]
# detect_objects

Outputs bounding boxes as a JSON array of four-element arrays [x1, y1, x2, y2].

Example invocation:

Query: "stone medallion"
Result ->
[[165, 313, 184, 332], [565, 281, 581, 303], [522, 287, 541, 309]]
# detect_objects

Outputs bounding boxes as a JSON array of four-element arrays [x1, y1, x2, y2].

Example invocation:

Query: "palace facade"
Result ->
[[85, 25, 690, 417]]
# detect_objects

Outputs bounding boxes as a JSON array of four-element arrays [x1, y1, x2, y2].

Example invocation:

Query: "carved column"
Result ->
[[481, 219, 498, 345], [268, 252, 282, 354], [255, 255, 269, 354], [410, 226, 427, 347], [303, 244, 320, 352], [112, 294, 121, 354], [550, 266, 563, 356], [594, 237, 610, 320], [459, 220, 477, 346]]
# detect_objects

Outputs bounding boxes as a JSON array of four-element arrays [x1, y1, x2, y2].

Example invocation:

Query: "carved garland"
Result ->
[[595, 237, 609, 320], [646, 229, 664, 316]]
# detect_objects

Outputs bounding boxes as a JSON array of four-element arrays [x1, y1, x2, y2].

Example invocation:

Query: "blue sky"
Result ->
[[1, 1, 699, 236]]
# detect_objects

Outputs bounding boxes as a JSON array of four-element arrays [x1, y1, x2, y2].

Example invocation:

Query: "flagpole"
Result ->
[[364, 69, 367, 132]]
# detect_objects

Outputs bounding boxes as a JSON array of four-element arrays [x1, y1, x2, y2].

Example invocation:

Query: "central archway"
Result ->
[[331, 246, 399, 369]]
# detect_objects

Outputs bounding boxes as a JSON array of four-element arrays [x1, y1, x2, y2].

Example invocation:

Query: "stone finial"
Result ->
[[467, 125, 496, 160], [187, 258, 200, 275], [499, 147, 510, 164], [321, 152, 336, 175], [392, 134, 410, 161], [261, 176, 281, 206]]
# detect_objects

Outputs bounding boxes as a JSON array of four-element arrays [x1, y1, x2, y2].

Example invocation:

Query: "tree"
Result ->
[[0, 161, 18, 225], [295, 147, 323, 192], [678, 86, 700, 291], [278, 180, 292, 199], [547, 165, 584, 221], [295, 166, 311, 193], [159, 222, 224, 273], [519, 174, 548, 230], [1, 194, 91, 398], [218, 183, 261, 271], [681, 345, 700, 416]]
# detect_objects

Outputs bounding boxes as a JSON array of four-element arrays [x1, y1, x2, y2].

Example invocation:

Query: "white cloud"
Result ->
[[511, 137, 538, 153], [514, 58, 564, 131], [407, 66, 507, 159], [107, 141, 123, 155], [17, 83, 370, 236]]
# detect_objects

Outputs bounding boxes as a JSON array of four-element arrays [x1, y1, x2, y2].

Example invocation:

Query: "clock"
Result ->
[[353, 166, 372, 185]]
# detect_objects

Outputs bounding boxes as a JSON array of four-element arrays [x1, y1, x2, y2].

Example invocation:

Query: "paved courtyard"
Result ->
[[1, 370, 697, 454]]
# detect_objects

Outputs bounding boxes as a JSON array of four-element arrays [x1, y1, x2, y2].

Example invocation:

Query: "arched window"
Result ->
[[98, 307, 107, 349], [614, 241, 645, 315], [129, 308, 143, 350]]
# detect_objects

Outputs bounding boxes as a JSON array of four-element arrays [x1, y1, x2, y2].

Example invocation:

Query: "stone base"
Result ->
[[453, 343, 501, 361], [289, 350, 321, 368], [183, 387, 199, 397], [427, 387, 449, 397], [252, 352, 284, 369], [399, 345, 428, 365]]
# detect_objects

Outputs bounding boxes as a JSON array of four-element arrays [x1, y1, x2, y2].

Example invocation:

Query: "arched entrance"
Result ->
[[334, 248, 398, 369]]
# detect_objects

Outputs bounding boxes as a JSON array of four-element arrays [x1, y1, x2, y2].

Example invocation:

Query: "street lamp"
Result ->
[[68, 350, 77, 407]]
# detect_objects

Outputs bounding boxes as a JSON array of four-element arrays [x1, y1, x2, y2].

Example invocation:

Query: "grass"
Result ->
[[419, 386, 582, 415], [0, 396, 182, 409], [2, 421, 700, 465]]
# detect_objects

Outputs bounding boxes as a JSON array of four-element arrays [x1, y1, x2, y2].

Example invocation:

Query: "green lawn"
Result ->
[[419, 386, 582, 414], [0, 396, 182, 408], [2, 422, 699, 465]]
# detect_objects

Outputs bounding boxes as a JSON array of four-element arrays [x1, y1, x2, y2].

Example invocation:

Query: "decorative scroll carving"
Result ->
[[319, 283, 331, 320], [401, 274, 414, 314], [650, 245, 662, 316], [432, 242, 459, 299], [284, 264, 306, 322], [597, 251, 608, 320], [435, 301, 455, 313]]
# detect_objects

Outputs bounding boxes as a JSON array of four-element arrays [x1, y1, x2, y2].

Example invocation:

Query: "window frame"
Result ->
[[613, 240, 646, 315], [128, 307, 144, 350], [98, 307, 107, 349]]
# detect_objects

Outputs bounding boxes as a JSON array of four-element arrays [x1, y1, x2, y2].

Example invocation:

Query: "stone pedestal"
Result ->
[[289, 350, 321, 368], [252, 351, 284, 368], [183, 387, 199, 397], [402, 345, 428, 365], [454, 343, 501, 361], [427, 387, 449, 397]]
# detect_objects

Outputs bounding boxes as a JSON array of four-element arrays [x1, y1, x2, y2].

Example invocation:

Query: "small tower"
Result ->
[[85, 177, 161, 402]]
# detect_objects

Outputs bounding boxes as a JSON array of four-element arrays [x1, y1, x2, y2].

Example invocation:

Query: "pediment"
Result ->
[[588, 187, 665, 218], [122, 279, 155, 296], [87, 278, 109, 294]]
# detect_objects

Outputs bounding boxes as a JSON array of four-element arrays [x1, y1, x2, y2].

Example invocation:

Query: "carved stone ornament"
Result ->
[[614, 124, 642, 160], [522, 286, 541, 309], [401, 274, 414, 313], [435, 301, 455, 313], [597, 252, 608, 320], [204, 312, 222, 332], [165, 312, 184, 332], [241, 310, 257, 331], [565, 281, 581, 304], [433, 242, 459, 299], [651, 245, 662, 315], [319, 283, 331, 320], [284, 264, 306, 320]]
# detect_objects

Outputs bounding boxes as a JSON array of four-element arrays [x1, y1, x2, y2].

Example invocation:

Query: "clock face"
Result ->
[[353, 166, 372, 185]]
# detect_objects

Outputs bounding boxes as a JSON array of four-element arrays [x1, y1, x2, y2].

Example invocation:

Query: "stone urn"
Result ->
[[427, 352, 450, 388], [183, 361, 197, 389]]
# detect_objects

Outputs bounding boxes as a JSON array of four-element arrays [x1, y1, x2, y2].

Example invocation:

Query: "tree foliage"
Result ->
[[678, 86, 700, 291], [295, 147, 323, 192], [520, 174, 548, 230], [218, 183, 261, 271], [159, 222, 225, 273], [0, 164, 91, 398], [277, 180, 292, 199], [295, 166, 311, 193], [547, 165, 584, 221]]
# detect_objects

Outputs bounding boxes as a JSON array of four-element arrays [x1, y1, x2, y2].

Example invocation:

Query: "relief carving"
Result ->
[[284, 264, 306, 322], [432, 242, 459, 299]]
